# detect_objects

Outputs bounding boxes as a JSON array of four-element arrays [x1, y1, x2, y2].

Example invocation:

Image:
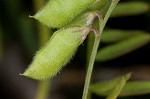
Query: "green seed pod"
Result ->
[[33, 0, 98, 28], [22, 26, 91, 80]]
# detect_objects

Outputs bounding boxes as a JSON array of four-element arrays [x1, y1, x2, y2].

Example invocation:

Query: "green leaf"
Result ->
[[96, 33, 150, 62], [91, 79, 150, 97], [90, 73, 131, 97], [101, 30, 147, 43], [106, 76, 126, 99], [119, 81, 150, 96], [111, 1, 150, 17]]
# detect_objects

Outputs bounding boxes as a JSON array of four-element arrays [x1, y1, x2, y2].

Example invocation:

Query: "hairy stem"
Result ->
[[82, 0, 120, 99]]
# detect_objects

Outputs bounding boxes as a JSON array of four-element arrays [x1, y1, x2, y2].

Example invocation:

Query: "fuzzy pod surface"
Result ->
[[33, 0, 98, 28], [23, 27, 89, 80]]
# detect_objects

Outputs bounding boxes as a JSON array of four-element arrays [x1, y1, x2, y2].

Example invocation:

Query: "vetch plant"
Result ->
[[96, 33, 150, 62], [22, 0, 121, 99]]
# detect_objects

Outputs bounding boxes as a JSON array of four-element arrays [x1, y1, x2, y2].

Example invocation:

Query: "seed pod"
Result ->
[[33, 0, 98, 28], [22, 26, 91, 80]]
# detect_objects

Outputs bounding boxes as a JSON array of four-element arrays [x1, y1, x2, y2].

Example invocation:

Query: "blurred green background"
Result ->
[[0, 0, 150, 99]]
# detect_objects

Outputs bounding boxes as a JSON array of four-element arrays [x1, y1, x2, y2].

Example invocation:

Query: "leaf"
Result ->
[[119, 81, 150, 96], [106, 76, 126, 99], [91, 79, 150, 97], [96, 33, 150, 62], [111, 1, 150, 17], [101, 30, 147, 43], [90, 73, 131, 97]]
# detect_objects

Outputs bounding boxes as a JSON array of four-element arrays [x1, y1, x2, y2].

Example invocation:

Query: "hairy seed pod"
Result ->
[[22, 26, 91, 80], [33, 0, 98, 28]]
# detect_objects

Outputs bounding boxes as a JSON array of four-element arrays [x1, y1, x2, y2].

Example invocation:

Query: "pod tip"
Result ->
[[20, 73, 25, 76], [20, 72, 28, 76], [29, 15, 34, 18]]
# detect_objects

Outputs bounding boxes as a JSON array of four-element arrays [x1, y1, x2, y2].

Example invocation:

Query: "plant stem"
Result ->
[[102, 0, 120, 31], [82, 0, 120, 99], [82, 35, 101, 99], [35, 80, 51, 99], [86, 33, 94, 67]]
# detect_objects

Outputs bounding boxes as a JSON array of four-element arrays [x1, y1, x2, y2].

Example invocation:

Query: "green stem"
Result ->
[[82, 0, 120, 99], [35, 80, 50, 99], [102, 0, 120, 31], [82, 35, 101, 99], [86, 33, 94, 66]]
